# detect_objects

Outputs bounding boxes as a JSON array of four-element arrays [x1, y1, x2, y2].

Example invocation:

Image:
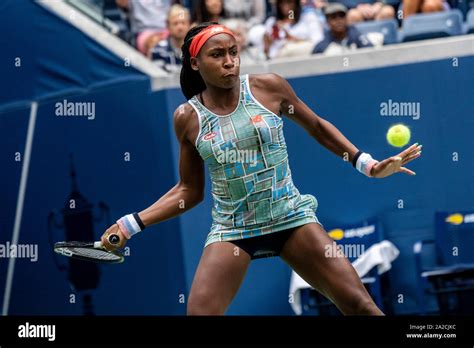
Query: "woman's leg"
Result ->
[[403, 0, 423, 18], [280, 222, 384, 315], [187, 241, 251, 315], [420, 0, 444, 13]]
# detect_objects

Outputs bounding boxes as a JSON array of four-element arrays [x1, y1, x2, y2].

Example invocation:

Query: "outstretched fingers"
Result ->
[[398, 143, 422, 159], [402, 150, 422, 165], [399, 166, 416, 175]]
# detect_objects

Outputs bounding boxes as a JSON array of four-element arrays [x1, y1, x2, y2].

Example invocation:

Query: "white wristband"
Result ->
[[116, 213, 144, 239], [355, 153, 379, 177]]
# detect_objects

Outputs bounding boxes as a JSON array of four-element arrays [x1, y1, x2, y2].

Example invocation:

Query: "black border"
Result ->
[[0, 315, 473, 345]]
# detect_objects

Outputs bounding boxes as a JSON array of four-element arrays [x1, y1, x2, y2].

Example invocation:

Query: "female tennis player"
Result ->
[[101, 23, 422, 315]]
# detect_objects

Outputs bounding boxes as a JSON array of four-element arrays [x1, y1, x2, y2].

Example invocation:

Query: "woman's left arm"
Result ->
[[268, 74, 422, 178]]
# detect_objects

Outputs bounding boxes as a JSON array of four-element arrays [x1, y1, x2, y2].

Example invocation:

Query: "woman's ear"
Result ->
[[190, 57, 199, 71]]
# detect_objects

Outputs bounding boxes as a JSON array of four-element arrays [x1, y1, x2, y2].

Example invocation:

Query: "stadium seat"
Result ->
[[328, 0, 401, 9], [354, 19, 399, 45], [300, 218, 388, 315], [401, 9, 464, 42], [447, 0, 473, 20], [328, 0, 374, 10], [414, 210, 474, 315], [467, 8, 474, 33]]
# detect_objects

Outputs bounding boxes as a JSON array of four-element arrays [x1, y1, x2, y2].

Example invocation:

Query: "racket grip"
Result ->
[[108, 234, 121, 245]]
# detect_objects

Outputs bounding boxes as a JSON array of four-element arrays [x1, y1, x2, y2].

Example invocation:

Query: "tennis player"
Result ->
[[101, 23, 422, 315]]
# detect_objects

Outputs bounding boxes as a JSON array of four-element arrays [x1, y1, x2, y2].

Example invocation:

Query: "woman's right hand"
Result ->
[[100, 224, 128, 251]]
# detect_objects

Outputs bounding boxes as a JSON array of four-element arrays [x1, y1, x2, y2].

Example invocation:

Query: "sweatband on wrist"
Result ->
[[355, 152, 379, 177], [116, 213, 145, 239], [352, 150, 363, 167]]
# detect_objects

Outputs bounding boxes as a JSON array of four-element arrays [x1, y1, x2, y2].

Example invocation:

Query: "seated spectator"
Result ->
[[192, 0, 227, 26], [313, 3, 373, 55], [261, 0, 325, 59], [151, 4, 191, 72], [346, 1, 396, 25], [221, 19, 266, 65], [402, 0, 448, 18], [116, 0, 176, 53], [223, 0, 267, 28]]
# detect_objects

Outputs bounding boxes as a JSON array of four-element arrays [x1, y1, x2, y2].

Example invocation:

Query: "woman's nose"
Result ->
[[223, 53, 235, 68]]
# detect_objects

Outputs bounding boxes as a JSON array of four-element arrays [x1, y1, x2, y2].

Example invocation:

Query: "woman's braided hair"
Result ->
[[180, 22, 218, 100]]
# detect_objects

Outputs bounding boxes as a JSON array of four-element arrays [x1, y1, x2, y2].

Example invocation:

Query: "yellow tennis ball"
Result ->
[[387, 124, 411, 147]]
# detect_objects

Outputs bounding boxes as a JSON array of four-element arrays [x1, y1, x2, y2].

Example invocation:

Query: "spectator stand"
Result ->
[[66, 0, 131, 43], [414, 210, 474, 315]]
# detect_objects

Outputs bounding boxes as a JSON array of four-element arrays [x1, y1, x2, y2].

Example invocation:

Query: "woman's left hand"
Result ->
[[370, 143, 422, 178]]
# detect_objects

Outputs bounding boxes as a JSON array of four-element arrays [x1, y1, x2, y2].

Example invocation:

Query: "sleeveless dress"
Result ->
[[188, 74, 322, 248]]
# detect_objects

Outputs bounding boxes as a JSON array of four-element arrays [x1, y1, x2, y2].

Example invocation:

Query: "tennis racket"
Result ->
[[54, 234, 124, 264]]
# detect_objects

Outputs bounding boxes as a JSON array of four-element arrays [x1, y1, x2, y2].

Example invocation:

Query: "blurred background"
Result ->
[[0, 0, 473, 316]]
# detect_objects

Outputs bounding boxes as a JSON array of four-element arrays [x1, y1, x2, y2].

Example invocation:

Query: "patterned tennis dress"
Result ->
[[188, 74, 322, 248]]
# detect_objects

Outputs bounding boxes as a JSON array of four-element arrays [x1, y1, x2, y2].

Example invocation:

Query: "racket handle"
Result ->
[[96, 234, 121, 249], [108, 234, 121, 245]]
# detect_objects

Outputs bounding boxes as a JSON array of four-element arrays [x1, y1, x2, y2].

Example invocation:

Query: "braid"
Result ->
[[180, 22, 217, 100]]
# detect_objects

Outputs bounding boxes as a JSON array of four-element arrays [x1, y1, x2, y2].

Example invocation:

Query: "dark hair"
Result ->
[[276, 0, 301, 23], [192, 0, 226, 24], [180, 22, 216, 100]]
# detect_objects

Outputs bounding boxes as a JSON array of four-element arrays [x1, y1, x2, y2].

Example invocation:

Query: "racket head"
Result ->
[[54, 241, 125, 264]]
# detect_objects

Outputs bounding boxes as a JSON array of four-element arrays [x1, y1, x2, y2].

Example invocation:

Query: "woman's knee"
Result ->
[[421, 0, 444, 13], [187, 289, 225, 315], [376, 5, 396, 19], [347, 9, 364, 24]]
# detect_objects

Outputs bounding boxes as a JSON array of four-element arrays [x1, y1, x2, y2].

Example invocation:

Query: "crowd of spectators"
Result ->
[[113, 0, 458, 69]]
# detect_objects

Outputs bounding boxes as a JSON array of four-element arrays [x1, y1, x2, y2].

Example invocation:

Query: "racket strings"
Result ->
[[60, 247, 121, 261]]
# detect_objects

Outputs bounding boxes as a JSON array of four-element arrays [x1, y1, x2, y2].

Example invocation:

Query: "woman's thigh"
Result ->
[[187, 241, 251, 315]]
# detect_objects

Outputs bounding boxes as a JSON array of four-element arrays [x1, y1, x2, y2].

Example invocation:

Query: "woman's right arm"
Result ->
[[101, 104, 204, 250], [137, 104, 205, 227]]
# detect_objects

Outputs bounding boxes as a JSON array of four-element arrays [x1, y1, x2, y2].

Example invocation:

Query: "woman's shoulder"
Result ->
[[173, 102, 200, 141], [248, 73, 287, 94], [174, 102, 198, 124]]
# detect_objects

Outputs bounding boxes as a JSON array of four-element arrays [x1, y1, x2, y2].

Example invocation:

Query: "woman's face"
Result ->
[[278, 0, 297, 18], [205, 0, 223, 16], [191, 34, 240, 89]]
